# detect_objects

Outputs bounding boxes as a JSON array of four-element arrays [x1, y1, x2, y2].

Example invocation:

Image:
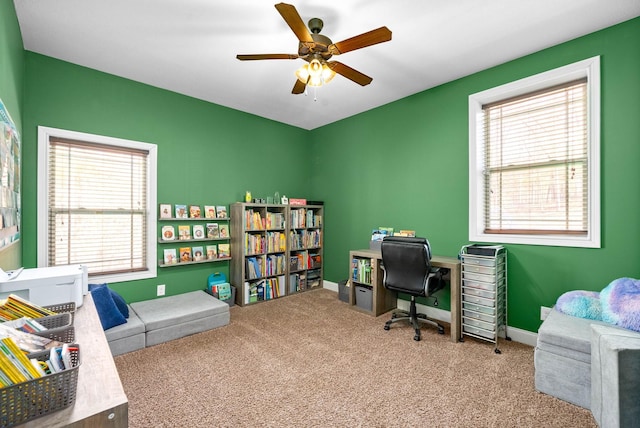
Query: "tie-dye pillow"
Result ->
[[555, 290, 602, 320], [601, 277, 640, 332]]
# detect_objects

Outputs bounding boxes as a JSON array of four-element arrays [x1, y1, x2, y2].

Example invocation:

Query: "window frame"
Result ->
[[37, 126, 158, 283], [468, 56, 601, 248]]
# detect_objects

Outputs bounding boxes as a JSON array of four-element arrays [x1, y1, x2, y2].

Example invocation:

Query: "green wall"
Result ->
[[6, 0, 640, 333], [21, 53, 311, 302], [311, 17, 640, 332], [0, 0, 23, 270]]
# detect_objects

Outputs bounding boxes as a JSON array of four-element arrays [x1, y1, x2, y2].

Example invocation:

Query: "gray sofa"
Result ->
[[535, 308, 640, 427], [104, 290, 230, 356]]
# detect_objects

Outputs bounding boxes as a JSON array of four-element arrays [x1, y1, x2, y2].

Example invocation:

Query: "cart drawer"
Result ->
[[463, 309, 496, 323], [463, 324, 495, 340], [462, 293, 495, 307], [461, 285, 495, 299], [463, 316, 495, 332], [463, 301, 496, 315]]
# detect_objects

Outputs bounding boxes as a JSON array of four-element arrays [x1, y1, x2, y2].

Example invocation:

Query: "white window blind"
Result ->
[[48, 137, 149, 276], [481, 78, 588, 235]]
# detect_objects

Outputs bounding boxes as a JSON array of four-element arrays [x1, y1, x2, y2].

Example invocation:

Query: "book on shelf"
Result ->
[[179, 247, 192, 262], [159, 204, 172, 219], [204, 205, 217, 219], [178, 225, 191, 240], [161, 225, 175, 241], [218, 243, 230, 258], [219, 224, 229, 239], [189, 205, 201, 218], [207, 223, 220, 238], [206, 244, 218, 260], [192, 246, 205, 261], [175, 204, 188, 219], [193, 224, 205, 239], [216, 205, 227, 219], [163, 248, 177, 265]]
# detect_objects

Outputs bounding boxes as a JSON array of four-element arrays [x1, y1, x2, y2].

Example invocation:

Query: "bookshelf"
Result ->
[[158, 204, 231, 267], [230, 202, 323, 306], [349, 250, 396, 316]]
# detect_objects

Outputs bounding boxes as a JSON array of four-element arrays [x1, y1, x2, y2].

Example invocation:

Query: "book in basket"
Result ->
[[217, 283, 232, 301]]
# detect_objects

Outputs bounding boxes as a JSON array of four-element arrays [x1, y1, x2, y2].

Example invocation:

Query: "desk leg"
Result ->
[[450, 264, 461, 342]]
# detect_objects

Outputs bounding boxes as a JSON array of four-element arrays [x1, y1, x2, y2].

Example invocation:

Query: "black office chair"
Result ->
[[381, 236, 447, 341]]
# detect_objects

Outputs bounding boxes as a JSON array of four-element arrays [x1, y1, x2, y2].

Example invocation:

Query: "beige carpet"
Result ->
[[115, 288, 596, 427]]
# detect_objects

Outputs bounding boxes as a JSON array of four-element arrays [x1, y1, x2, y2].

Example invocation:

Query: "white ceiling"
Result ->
[[12, 0, 640, 130]]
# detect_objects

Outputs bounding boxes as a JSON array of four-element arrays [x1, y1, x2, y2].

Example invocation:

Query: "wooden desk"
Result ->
[[348, 248, 461, 343], [21, 294, 129, 427]]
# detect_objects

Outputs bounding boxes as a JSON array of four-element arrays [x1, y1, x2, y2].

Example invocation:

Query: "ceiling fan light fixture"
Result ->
[[295, 61, 335, 87]]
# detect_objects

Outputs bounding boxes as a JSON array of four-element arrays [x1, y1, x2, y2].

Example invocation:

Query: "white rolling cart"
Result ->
[[459, 244, 510, 353]]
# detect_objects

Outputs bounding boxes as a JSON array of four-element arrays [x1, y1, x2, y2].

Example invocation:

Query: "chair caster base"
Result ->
[[437, 326, 445, 335], [414, 334, 421, 341], [384, 324, 390, 331]]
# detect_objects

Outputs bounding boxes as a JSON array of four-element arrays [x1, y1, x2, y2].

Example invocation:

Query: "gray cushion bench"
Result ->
[[106, 290, 230, 356], [534, 308, 640, 427], [104, 305, 145, 356]]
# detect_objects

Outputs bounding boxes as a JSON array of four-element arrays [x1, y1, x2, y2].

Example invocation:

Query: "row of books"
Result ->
[[245, 257, 263, 279], [290, 208, 322, 229], [352, 258, 372, 284], [289, 229, 322, 250], [244, 231, 288, 255], [244, 232, 265, 255], [160, 203, 228, 220], [163, 244, 230, 264], [0, 294, 56, 321], [243, 209, 286, 231], [244, 276, 286, 303], [289, 251, 321, 271], [162, 223, 229, 241], [289, 272, 307, 293]]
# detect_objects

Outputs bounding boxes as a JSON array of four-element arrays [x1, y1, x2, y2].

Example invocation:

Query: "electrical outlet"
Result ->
[[540, 306, 552, 320], [157, 284, 166, 296]]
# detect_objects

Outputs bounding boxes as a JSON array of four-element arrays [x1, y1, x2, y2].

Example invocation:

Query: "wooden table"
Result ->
[[21, 294, 129, 427], [349, 248, 461, 343]]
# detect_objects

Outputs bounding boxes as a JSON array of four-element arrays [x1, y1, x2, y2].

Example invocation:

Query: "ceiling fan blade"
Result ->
[[292, 78, 307, 94], [236, 54, 299, 60], [327, 61, 373, 86], [275, 3, 314, 43], [328, 27, 392, 55]]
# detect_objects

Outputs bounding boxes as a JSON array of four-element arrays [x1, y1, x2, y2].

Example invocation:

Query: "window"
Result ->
[[468, 56, 600, 248], [38, 127, 157, 282]]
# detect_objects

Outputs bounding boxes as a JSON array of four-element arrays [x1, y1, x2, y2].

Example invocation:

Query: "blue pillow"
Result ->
[[108, 288, 129, 319], [90, 285, 126, 330], [89, 283, 129, 319]]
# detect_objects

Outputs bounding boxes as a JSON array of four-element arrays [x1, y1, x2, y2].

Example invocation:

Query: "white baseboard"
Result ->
[[323, 282, 537, 347]]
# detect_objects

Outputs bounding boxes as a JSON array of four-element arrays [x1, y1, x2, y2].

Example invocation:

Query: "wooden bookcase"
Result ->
[[230, 202, 323, 306]]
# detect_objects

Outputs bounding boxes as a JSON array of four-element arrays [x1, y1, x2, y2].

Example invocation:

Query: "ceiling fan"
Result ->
[[236, 3, 392, 94]]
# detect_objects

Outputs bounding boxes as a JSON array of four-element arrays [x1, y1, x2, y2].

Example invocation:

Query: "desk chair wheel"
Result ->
[[384, 323, 391, 331], [437, 325, 445, 335], [414, 334, 421, 341]]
